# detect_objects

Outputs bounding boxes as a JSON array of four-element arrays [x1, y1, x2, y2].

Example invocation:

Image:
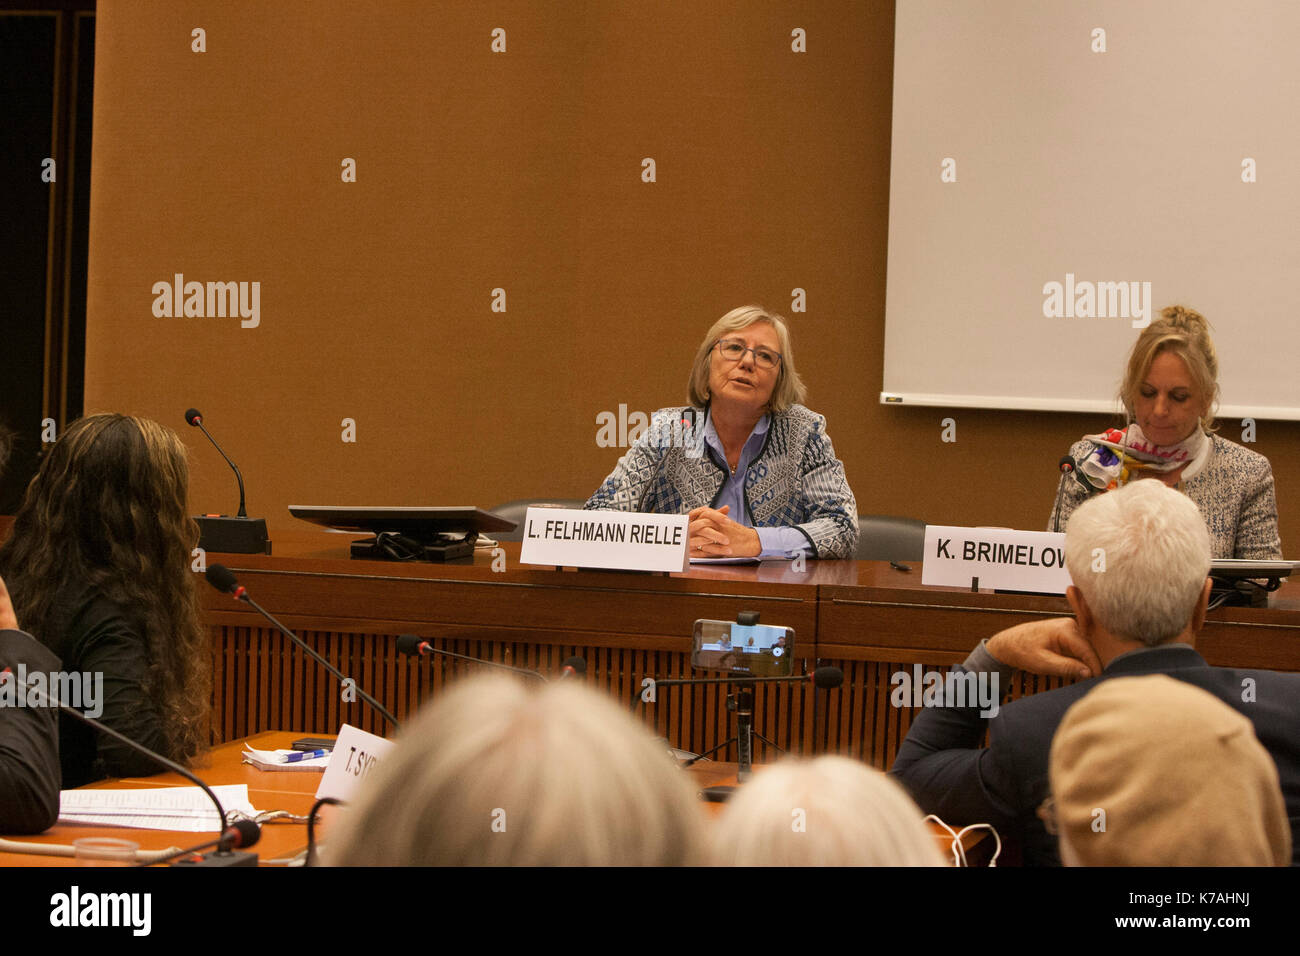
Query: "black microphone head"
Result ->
[[205, 564, 239, 594], [396, 634, 424, 657], [185, 408, 203, 426], [221, 819, 261, 850], [1058, 455, 1075, 473], [813, 666, 844, 689], [562, 655, 587, 675]]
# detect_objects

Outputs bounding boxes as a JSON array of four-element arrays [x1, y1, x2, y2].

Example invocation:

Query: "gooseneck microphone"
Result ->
[[395, 633, 548, 681], [206, 565, 401, 731], [5, 670, 259, 867], [185, 407, 246, 517], [184, 408, 270, 554]]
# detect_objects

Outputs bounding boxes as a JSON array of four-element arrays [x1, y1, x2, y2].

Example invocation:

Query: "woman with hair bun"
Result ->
[[0, 414, 211, 786], [1052, 306, 1281, 559]]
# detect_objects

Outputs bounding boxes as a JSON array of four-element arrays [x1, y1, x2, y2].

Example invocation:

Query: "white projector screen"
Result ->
[[882, 0, 1300, 420]]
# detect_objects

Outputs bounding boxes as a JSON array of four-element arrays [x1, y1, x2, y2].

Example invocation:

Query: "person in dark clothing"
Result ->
[[0, 573, 61, 833], [0, 415, 210, 787], [891, 479, 1300, 866]]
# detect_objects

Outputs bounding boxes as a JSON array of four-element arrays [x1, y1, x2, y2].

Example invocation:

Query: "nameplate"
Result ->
[[314, 724, 395, 803], [519, 507, 689, 573], [921, 526, 1070, 594]]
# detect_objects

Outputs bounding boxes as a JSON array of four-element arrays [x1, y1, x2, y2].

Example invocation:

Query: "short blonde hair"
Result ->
[[687, 305, 807, 413], [324, 674, 706, 866], [1120, 305, 1219, 433], [711, 756, 946, 866]]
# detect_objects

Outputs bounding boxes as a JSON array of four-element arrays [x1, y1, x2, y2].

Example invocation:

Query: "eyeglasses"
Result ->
[[715, 339, 782, 370]]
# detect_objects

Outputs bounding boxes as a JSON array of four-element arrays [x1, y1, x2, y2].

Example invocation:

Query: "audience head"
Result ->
[[1049, 675, 1290, 866], [325, 673, 706, 865], [688, 305, 806, 413], [711, 755, 945, 866], [1064, 479, 1211, 647], [0, 413, 209, 764], [1121, 304, 1218, 437]]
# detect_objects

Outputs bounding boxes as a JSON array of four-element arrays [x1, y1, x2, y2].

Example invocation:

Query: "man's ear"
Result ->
[[1191, 577, 1212, 632], [1065, 585, 1092, 635]]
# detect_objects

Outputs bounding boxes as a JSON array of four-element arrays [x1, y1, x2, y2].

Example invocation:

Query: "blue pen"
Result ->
[[280, 749, 329, 763]]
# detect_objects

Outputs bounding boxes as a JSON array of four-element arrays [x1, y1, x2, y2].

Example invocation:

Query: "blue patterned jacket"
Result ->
[[584, 405, 859, 558]]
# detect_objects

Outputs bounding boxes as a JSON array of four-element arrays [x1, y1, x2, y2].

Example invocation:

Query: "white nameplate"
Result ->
[[314, 723, 395, 803], [921, 526, 1071, 594], [519, 507, 689, 573]]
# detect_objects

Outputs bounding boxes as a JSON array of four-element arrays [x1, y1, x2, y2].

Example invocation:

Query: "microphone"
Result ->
[[1050, 455, 1078, 533], [7, 671, 259, 867], [148, 819, 262, 867], [395, 633, 547, 681], [206, 565, 401, 730], [184, 407, 270, 554], [559, 656, 586, 679], [185, 408, 246, 517]]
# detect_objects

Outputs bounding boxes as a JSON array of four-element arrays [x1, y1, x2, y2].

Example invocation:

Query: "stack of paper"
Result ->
[[58, 785, 259, 832], [241, 745, 331, 772]]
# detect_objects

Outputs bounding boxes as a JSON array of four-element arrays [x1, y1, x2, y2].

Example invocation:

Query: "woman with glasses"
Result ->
[[585, 305, 858, 559]]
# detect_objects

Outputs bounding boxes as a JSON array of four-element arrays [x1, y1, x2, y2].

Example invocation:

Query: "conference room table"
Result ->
[[199, 530, 1300, 769]]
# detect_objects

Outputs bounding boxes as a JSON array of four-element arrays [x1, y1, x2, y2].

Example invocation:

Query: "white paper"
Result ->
[[242, 746, 331, 772], [58, 785, 259, 832]]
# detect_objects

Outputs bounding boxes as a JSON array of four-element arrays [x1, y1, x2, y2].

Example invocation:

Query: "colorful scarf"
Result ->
[[1076, 424, 1209, 492]]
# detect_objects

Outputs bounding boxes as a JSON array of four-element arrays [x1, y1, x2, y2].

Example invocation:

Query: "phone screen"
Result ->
[[691, 620, 794, 677]]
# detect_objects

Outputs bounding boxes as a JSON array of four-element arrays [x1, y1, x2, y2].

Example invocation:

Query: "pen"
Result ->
[[280, 749, 329, 763]]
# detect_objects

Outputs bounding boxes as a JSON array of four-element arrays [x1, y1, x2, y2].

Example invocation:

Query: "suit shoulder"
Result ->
[[1209, 435, 1273, 474], [776, 404, 829, 432]]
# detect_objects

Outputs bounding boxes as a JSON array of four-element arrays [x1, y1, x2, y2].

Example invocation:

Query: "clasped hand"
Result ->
[[687, 505, 761, 558]]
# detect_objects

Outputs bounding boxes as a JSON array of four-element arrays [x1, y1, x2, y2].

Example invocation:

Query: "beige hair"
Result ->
[[325, 674, 705, 866], [687, 305, 807, 413], [1064, 479, 1211, 647], [711, 756, 946, 866], [1120, 305, 1219, 433]]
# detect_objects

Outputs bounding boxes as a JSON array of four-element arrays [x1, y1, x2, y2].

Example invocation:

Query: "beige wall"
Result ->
[[85, 0, 1299, 550]]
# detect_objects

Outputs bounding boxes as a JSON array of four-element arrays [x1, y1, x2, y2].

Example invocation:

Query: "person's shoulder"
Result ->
[[1207, 434, 1272, 473], [995, 678, 1099, 729], [57, 582, 145, 647], [775, 404, 829, 432]]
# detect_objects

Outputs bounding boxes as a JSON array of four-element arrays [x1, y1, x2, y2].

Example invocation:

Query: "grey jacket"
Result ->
[[585, 404, 859, 558]]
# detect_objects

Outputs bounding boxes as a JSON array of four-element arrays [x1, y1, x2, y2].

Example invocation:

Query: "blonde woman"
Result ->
[[325, 674, 706, 866], [1053, 305, 1280, 558], [712, 756, 945, 866]]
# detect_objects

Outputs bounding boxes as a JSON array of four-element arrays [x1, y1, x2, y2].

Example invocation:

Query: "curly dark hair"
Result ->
[[0, 414, 211, 765]]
